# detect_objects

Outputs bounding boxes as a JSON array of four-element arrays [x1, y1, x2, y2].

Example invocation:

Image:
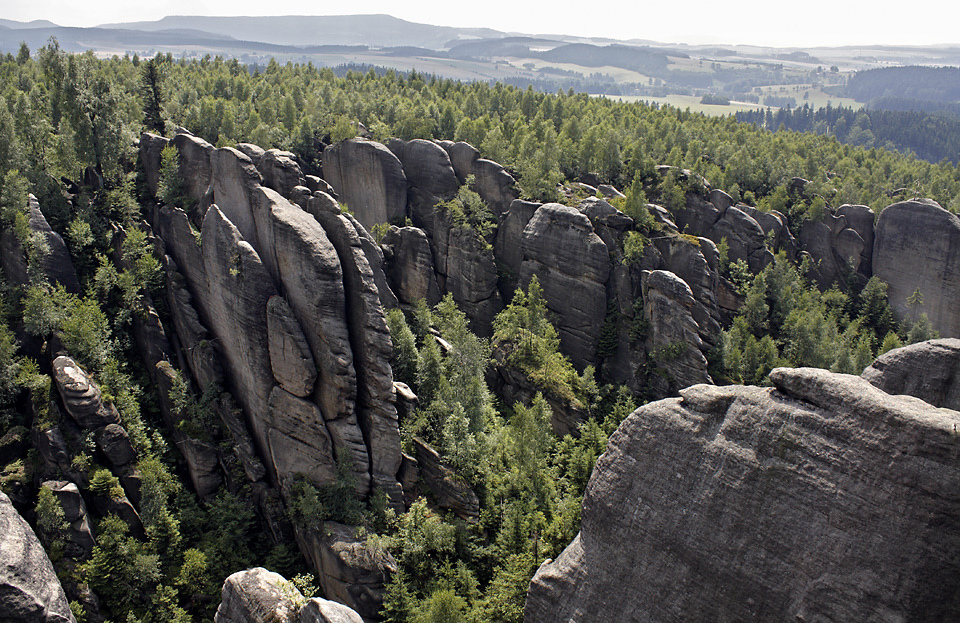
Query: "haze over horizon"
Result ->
[[3, 0, 959, 49]]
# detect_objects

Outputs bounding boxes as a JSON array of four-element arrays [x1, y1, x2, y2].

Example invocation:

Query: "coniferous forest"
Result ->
[[1, 41, 959, 623]]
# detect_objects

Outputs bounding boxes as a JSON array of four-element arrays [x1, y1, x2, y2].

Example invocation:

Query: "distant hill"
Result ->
[[0, 18, 60, 29], [97, 14, 507, 49]]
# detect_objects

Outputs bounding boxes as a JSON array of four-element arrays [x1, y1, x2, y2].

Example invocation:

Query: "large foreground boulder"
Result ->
[[526, 366, 960, 622], [1, 491, 76, 623]]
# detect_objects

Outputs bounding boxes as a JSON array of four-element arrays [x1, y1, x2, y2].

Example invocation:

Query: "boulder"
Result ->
[[51, 356, 120, 430], [798, 208, 868, 289], [94, 423, 137, 467], [520, 203, 610, 369], [873, 199, 960, 337], [526, 368, 960, 622], [738, 205, 797, 258], [381, 226, 442, 306], [213, 567, 299, 623], [258, 149, 306, 197], [862, 338, 960, 411], [0, 491, 75, 623], [214, 567, 363, 623], [322, 138, 408, 231]]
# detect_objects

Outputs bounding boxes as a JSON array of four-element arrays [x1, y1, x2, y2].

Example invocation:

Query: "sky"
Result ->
[[4, 0, 959, 48]]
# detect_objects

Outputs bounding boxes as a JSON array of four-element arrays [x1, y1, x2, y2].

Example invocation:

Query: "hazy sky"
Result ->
[[4, 0, 959, 48]]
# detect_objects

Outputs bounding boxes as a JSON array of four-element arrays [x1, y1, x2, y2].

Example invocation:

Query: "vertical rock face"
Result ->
[[520, 203, 610, 369], [139, 132, 169, 198], [322, 138, 408, 231], [0, 491, 76, 623], [381, 226, 442, 306], [642, 270, 711, 392], [439, 140, 519, 216], [296, 522, 397, 622], [266, 295, 318, 398], [873, 199, 960, 337], [862, 338, 960, 411], [526, 367, 960, 623]]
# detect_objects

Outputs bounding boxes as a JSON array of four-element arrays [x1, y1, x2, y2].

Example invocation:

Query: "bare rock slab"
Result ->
[[526, 367, 960, 622]]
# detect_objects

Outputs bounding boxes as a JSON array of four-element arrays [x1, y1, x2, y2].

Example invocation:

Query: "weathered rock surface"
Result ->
[[389, 138, 459, 206], [296, 522, 397, 622], [836, 204, 875, 276], [440, 141, 520, 216], [494, 199, 541, 298], [51, 356, 120, 430], [267, 295, 317, 398], [862, 338, 960, 411], [381, 226, 442, 306], [41, 481, 95, 559], [171, 131, 216, 215], [677, 195, 773, 273], [651, 236, 721, 345], [214, 567, 363, 623], [409, 194, 503, 336], [873, 199, 960, 337], [267, 387, 336, 488], [642, 270, 711, 393], [0, 491, 76, 623], [95, 423, 137, 467], [798, 207, 869, 289], [311, 208, 402, 503], [412, 438, 479, 521], [322, 138, 408, 231], [258, 148, 306, 197], [139, 132, 170, 198], [520, 203, 610, 369], [526, 367, 960, 623]]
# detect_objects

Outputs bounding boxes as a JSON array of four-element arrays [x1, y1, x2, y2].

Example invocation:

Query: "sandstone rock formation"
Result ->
[[526, 366, 960, 622], [258, 148, 306, 197], [641, 270, 712, 393], [520, 203, 610, 369], [51, 356, 120, 430], [381, 226, 442, 306], [676, 195, 773, 273], [322, 138, 407, 231], [296, 523, 397, 621], [439, 140, 519, 216], [862, 338, 960, 411], [214, 567, 363, 623], [873, 199, 960, 337], [0, 491, 76, 623], [411, 437, 480, 521]]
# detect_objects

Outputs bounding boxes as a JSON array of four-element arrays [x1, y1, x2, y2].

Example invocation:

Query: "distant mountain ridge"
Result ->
[[97, 14, 509, 49]]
